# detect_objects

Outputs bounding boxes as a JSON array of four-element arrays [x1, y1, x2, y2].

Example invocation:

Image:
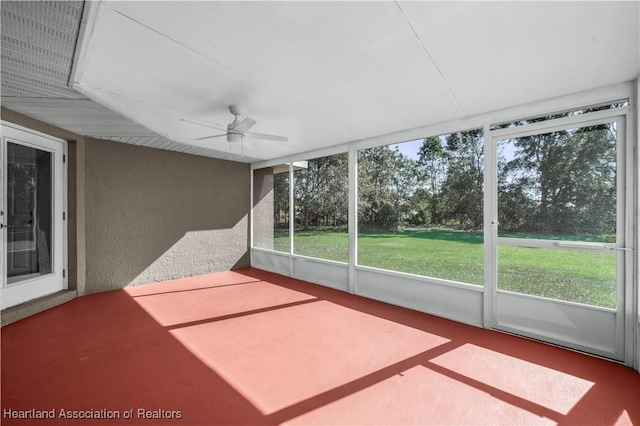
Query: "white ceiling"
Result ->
[[72, 1, 640, 163]]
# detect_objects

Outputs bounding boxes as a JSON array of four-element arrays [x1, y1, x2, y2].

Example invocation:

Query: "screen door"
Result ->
[[485, 111, 631, 361]]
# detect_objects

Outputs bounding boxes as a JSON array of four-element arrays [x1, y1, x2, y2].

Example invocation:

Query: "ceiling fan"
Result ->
[[181, 105, 288, 146]]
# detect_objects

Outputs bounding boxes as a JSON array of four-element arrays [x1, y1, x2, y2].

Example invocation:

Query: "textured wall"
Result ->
[[252, 167, 274, 250], [2, 109, 251, 320], [84, 138, 250, 292]]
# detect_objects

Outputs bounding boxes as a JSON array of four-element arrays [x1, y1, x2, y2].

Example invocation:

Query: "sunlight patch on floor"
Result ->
[[614, 409, 634, 426], [430, 343, 594, 415], [286, 365, 556, 425], [128, 278, 315, 327], [169, 300, 449, 415]]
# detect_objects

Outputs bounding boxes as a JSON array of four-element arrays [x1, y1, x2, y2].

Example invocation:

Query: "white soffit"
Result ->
[[1, 98, 156, 137], [72, 1, 639, 163], [0, 0, 85, 99]]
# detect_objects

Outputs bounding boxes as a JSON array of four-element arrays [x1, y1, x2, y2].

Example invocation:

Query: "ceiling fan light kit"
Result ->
[[227, 133, 243, 144]]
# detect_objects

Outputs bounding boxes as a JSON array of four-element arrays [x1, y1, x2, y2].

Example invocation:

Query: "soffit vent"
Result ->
[[1, 1, 85, 99]]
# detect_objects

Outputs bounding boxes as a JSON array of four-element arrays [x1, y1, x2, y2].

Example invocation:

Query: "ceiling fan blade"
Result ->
[[180, 118, 226, 131], [195, 134, 227, 141], [245, 131, 288, 142], [229, 117, 257, 133]]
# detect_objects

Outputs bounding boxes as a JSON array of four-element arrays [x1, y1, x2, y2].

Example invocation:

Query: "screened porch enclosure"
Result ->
[[1, 2, 639, 425], [251, 84, 637, 366]]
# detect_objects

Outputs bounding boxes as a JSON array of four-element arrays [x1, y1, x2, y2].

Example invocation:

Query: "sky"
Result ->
[[391, 136, 518, 163], [389, 139, 423, 160]]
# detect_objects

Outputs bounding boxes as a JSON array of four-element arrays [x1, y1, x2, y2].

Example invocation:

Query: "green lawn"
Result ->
[[357, 229, 484, 285], [274, 229, 616, 308]]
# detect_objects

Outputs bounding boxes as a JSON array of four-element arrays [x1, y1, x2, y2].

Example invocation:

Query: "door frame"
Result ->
[[1, 121, 68, 309], [483, 107, 634, 364]]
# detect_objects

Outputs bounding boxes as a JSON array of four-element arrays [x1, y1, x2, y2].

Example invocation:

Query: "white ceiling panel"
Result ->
[[106, 1, 463, 126], [70, 0, 639, 163], [399, 1, 640, 114]]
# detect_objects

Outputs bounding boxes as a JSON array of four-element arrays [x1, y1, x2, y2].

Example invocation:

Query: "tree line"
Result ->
[[274, 112, 617, 238]]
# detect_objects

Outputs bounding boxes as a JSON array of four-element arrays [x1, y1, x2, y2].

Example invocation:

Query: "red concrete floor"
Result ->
[[2, 268, 639, 425]]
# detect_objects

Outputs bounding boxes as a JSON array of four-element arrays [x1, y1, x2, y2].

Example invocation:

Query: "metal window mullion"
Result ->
[[497, 237, 616, 251], [289, 163, 294, 276], [249, 167, 254, 266], [617, 115, 627, 311], [622, 111, 636, 366], [488, 107, 629, 140], [348, 144, 358, 294], [614, 114, 629, 365], [483, 123, 497, 329]]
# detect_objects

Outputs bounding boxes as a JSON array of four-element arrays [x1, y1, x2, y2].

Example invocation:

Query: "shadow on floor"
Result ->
[[2, 268, 638, 425]]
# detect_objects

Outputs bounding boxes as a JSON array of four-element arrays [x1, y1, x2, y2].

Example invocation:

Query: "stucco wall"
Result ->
[[84, 138, 250, 292], [1, 108, 250, 298], [252, 167, 275, 250]]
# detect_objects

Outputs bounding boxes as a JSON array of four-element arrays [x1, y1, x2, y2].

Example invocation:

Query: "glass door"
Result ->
[[1, 123, 66, 309], [486, 111, 630, 361]]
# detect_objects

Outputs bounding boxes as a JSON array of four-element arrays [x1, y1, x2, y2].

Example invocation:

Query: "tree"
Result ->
[[439, 130, 484, 230], [388, 150, 419, 223], [273, 171, 289, 228], [293, 153, 348, 229], [416, 136, 446, 226], [498, 122, 616, 236], [358, 146, 409, 231]]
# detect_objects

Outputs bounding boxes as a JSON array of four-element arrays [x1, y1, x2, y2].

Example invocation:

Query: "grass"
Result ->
[[357, 229, 484, 285], [498, 246, 616, 308], [274, 228, 616, 308]]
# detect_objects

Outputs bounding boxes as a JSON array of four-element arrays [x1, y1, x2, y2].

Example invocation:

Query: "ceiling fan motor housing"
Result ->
[[228, 105, 246, 117]]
